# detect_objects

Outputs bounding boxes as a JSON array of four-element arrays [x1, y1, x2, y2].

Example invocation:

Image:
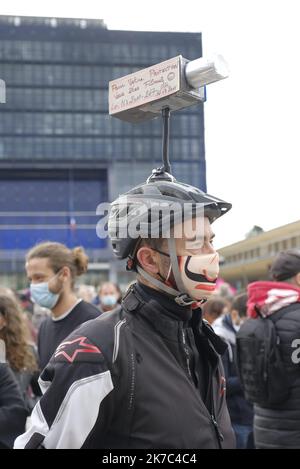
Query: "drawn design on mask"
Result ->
[[184, 256, 218, 284]]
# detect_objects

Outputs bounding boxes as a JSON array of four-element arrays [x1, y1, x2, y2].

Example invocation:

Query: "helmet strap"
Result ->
[[136, 265, 180, 298], [136, 236, 195, 306], [167, 237, 188, 293]]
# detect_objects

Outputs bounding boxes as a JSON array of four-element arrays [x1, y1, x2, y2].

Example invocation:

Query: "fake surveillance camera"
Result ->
[[109, 54, 228, 123]]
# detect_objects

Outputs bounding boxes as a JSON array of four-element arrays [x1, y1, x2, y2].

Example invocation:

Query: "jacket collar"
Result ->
[[122, 283, 227, 356], [135, 282, 193, 322]]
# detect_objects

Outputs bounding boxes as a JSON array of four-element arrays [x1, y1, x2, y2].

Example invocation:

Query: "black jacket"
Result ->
[[254, 302, 300, 449], [0, 363, 28, 449], [213, 314, 253, 426], [15, 283, 235, 449]]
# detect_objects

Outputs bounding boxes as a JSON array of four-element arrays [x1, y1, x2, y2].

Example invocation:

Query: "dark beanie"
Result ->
[[270, 249, 300, 281]]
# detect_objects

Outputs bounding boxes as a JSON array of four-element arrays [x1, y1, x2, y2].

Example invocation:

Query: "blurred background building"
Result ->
[[0, 15, 205, 288], [219, 220, 300, 290]]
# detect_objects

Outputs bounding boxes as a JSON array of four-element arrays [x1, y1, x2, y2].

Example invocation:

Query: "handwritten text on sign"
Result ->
[[109, 56, 181, 115]]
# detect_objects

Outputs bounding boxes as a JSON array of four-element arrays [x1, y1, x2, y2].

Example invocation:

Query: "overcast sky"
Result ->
[[1, 0, 299, 249]]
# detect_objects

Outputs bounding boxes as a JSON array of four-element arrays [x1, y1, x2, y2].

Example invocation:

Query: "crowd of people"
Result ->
[[0, 242, 123, 448], [1, 171, 300, 450], [202, 250, 300, 449], [1, 241, 299, 449]]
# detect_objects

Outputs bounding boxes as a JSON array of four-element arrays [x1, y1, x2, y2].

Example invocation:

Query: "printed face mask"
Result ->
[[178, 252, 219, 300]]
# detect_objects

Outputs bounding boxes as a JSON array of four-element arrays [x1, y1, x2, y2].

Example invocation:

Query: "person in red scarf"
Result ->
[[247, 249, 300, 449]]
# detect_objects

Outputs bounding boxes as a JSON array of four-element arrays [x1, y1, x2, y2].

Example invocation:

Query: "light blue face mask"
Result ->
[[30, 274, 61, 310], [101, 295, 117, 307]]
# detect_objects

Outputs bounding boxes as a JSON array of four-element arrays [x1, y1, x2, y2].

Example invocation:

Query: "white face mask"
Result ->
[[178, 252, 219, 301]]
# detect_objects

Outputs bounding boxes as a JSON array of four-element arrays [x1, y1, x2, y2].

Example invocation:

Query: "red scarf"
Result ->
[[247, 281, 300, 318]]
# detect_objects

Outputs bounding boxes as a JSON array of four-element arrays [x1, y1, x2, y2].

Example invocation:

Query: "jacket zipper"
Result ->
[[207, 356, 224, 449], [129, 351, 136, 410], [181, 328, 193, 380], [181, 324, 224, 449], [211, 413, 224, 448]]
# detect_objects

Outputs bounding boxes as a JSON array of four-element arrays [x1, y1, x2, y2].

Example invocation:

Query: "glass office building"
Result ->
[[0, 15, 206, 287]]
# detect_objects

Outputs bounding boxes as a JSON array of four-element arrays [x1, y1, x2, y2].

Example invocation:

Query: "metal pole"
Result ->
[[162, 107, 171, 174]]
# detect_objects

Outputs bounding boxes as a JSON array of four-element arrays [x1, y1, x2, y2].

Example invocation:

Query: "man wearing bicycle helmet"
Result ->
[[15, 170, 235, 449]]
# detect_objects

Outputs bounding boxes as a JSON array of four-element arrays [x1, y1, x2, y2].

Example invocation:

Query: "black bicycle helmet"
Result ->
[[108, 171, 231, 264]]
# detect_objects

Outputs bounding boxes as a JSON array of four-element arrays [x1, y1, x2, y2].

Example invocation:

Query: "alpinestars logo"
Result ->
[[54, 336, 102, 363]]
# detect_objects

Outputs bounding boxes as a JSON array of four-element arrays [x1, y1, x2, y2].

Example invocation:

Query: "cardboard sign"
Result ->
[[109, 56, 181, 116]]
